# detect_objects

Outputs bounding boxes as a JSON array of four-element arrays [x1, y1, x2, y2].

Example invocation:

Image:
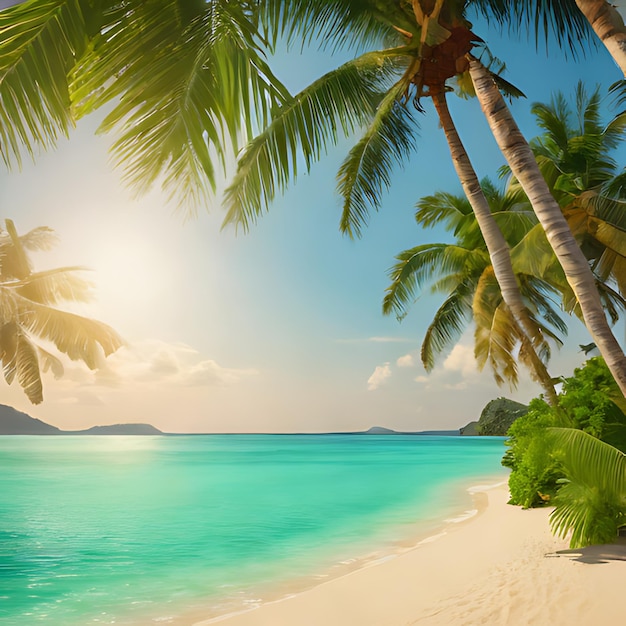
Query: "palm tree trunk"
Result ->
[[431, 90, 558, 405], [575, 0, 626, 76], [467, 55, 626, 398]]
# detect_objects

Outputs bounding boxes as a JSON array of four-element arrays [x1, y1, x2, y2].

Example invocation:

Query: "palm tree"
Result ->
[[5, 1, 626, 391], [526, 83, 626, 297], [0, 219, 123, 404], [430, 87, 563, 405], [383, 180, 565, 402], [224, 0, 626, 395], [467, 55, 626, 396]]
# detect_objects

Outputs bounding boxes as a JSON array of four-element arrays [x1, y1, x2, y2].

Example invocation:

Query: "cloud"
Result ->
[[48, 339, 258, 391], [367, 363, 392, 391], [443, 344, 478, 378], [414, 375, 429, 383], [397, 354, 415, 367]]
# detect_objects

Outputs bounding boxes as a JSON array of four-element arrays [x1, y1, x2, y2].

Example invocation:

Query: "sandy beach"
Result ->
[[196, 483, 626, 626]]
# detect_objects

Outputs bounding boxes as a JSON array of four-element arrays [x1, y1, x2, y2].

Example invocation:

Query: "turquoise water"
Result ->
[[0, 435, 507, 624]]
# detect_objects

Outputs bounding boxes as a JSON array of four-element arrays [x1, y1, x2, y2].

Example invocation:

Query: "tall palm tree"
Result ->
[[430, 87, 563, 405], [4, 1, 626, 390], [0, 219, 123, 404], [468, 56, 626, 396], [224, 0, 626, 395], [383, 180, 565, 402]]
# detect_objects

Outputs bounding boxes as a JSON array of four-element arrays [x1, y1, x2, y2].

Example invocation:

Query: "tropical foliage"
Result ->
[[504, 358, 626, 511], [383, 179, 566, 395], [0, 0, 289, 208], [549, 427, 626, 549], [506, 82, 626, 303], [0, 219, 123, 404]]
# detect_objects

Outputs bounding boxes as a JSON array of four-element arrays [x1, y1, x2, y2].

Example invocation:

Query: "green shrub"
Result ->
[[504, 358, 626, 509], [503, 398, 562, 507]]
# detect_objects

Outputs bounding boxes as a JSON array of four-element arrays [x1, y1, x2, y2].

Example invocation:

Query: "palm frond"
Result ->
[[510, 222, 556, 278], [473, 269, 519, 388], [258, 0, 413, 52], [0, 0, 91, 168], [547, 427, 626, 548], [223, 51, 398, 231], [12, 266, 94, 305], [383, 243, 487, 319], [71, 0, 289, 210], [415, 191, 473, 231], [338, 74, 419, 238], [472, 0, 596, 58], [0, 320, 18, 385], [16, 295, 124, 367], [0, 225, 58, 251], [0, 319, 42, 403], [14, 330, 43, 404], [36, 344, 64, 379], [421, 278, 475, 371]]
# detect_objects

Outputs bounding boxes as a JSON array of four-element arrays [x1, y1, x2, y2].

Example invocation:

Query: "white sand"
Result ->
[[194, 484, 626, 626]]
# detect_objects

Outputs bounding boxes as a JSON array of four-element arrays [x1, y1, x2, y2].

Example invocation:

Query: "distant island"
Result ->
[[0, 399, 527, 436], [0, 404, 162, 436]]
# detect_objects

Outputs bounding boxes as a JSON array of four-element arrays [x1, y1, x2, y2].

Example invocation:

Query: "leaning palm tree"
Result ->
[[0, 219, 123, 404], [5, 2, 626, 391], [225, 0, 626, 396], [383, 180, 566, 402], [467, 54, 626, 396]]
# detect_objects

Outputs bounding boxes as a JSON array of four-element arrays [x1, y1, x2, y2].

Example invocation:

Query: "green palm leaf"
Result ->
[[383, 243, 488, 319], [421, 278, 475, 371], [547, 427, 626, 548], [473, 0, 595, 57], [223, 51, 398, 231], [0, 0, 91, 168], [258, 0, 413, 51], [70, 0, 289, 209], [338, 74, 419, 238]]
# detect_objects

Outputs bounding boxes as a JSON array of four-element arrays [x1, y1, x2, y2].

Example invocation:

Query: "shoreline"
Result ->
[[158, 474, 505, 626], [190, 481, 626, 626]]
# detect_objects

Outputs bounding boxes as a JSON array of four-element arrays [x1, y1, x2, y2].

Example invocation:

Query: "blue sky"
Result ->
[[1, 4, 625, 432]]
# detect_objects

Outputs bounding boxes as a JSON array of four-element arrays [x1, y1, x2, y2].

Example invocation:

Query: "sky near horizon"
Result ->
[[1, 4, 625, 433]]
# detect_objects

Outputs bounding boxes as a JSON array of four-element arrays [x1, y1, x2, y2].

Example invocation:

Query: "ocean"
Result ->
[[0, 434, 508, 625]]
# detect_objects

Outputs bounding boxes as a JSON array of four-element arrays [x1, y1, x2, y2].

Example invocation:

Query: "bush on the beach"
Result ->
[[504, 358, 626, 510], [503, 398, 563, 507]]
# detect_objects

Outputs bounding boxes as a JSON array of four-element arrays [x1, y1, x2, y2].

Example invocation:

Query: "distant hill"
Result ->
[[68, 424, 162, 435], [0, 404, 162, 436], [364, 426, 397, 434], [360, 426, 459, 436], [460, 397, 529, 436], [0, 405, 62, 435]]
